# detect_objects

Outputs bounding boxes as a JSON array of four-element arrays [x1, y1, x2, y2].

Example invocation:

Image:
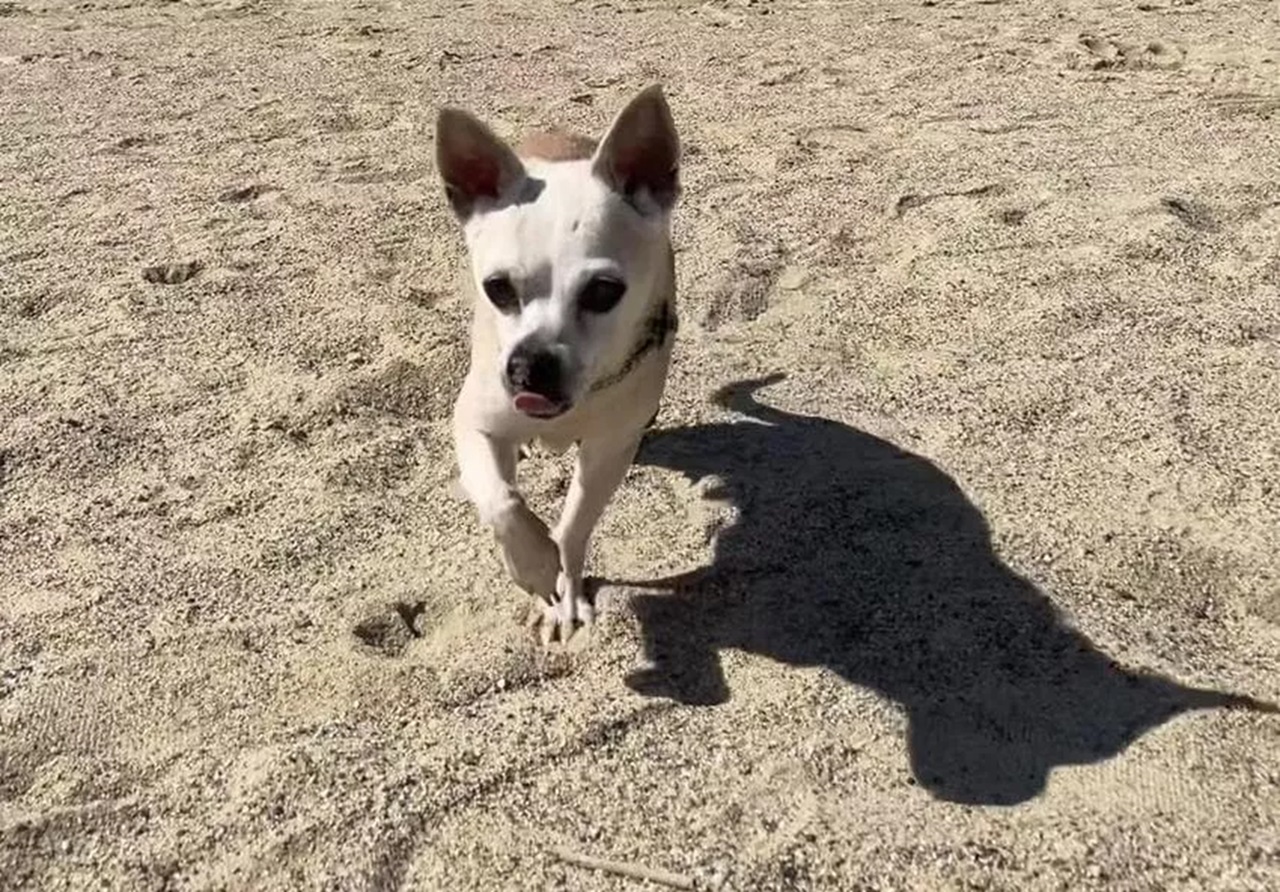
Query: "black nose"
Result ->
[[506, 342, 564, 398]]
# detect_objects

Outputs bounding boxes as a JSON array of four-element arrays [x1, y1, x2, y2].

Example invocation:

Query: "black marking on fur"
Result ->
[[588, 300, 678, 395]]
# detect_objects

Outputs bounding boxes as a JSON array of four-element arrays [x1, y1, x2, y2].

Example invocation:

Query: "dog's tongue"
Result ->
[[513, 392, 559, 417]]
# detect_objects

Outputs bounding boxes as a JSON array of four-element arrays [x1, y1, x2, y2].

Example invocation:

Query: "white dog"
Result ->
[[435, 85, 681, 644]]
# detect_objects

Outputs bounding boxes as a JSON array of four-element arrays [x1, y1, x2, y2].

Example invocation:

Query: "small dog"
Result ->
[[434, 85, 681, 644]]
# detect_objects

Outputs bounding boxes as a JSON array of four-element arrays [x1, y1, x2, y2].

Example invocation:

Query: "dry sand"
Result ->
[[3, 1, 1280, 889]]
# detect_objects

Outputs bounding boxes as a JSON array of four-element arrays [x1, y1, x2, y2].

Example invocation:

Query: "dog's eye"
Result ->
[[482, 275, 519, 313], [578, 276, 627, 314]]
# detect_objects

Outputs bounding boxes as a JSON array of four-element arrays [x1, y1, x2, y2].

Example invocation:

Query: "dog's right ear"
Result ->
[[435, 107, 525, 220]]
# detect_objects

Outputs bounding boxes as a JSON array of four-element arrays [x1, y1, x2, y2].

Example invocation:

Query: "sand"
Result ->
[[2, 1, 1279, 889]]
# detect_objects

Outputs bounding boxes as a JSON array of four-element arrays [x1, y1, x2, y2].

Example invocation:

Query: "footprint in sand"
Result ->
[[1076, 34, 1185, 71], [218, 183, 279, 203], [141, 260, 202, 285], [351, 602, 427, 657]]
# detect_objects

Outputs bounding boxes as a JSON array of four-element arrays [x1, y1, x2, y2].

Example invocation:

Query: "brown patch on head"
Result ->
[[517, 129, 598, 162]]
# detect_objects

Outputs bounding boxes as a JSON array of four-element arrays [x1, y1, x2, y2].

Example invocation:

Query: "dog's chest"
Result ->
[[531, 433, 576, 456]]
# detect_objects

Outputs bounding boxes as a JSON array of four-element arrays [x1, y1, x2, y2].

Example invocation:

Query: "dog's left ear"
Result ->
[[592, 84, 681, 214], [435, 106, 526, 220]]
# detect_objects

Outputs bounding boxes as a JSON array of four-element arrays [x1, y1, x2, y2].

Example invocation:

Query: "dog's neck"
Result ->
[[588, 299, 678, 395]]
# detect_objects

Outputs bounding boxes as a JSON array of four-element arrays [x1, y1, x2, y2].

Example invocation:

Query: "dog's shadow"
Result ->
[[610, 374, 1275, 806]]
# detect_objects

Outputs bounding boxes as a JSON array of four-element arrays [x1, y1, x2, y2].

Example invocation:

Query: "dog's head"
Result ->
[[435, 85, 680, 419]]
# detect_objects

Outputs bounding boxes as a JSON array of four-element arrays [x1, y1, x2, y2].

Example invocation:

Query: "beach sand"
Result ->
[[2, 1, 1278, 888]]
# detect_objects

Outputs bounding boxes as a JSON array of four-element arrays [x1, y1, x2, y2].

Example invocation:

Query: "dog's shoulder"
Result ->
[[517, 129, 597, 163]]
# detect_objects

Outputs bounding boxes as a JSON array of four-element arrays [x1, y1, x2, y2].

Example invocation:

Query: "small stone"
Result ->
[[777, 266, 811, 291]]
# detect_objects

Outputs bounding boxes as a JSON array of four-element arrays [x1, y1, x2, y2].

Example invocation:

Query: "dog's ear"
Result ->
[[435, 107, 525, 220], [592, 84, 680, 214]]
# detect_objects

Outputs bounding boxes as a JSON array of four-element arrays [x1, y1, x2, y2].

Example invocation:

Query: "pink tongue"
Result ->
[[514, 392, 557, 416]]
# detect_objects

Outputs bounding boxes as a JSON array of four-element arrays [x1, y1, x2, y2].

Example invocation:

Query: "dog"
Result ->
[[434, 85, 681, 645]]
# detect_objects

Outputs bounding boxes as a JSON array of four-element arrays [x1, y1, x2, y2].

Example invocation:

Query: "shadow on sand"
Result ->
[[609, 374, 1275, 806]]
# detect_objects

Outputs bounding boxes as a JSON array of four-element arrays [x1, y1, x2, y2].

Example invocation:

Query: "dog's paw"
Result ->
[[529, 573, 595, 650], [494, 503, 560, 600], [556, 571, 596, 627]]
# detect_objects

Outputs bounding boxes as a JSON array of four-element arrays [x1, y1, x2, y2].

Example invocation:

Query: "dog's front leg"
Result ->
[[454, 424, 560, 603], [544, 430, 645, 642]]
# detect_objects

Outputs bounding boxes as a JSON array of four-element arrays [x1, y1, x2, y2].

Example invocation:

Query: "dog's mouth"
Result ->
[[513, 391, 570, 419]]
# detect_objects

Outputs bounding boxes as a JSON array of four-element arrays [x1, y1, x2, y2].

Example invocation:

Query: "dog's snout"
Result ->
[[506, 342, 564, 398]]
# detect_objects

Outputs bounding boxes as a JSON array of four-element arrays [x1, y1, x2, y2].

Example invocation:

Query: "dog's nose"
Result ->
[[506, 343, 564, 398]]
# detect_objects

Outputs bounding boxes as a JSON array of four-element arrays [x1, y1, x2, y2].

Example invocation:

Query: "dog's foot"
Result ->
[[556, 571, 596, 630], [533, 603, 593, 651], [530, 573, 595, 650], [494, 502, 560, 600]]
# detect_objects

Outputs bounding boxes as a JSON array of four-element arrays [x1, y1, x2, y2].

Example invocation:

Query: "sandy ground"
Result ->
[[2, 0, 1280, 889]]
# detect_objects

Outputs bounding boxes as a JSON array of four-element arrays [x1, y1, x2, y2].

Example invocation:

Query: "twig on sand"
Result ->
[[551, 845, 696, 890]]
